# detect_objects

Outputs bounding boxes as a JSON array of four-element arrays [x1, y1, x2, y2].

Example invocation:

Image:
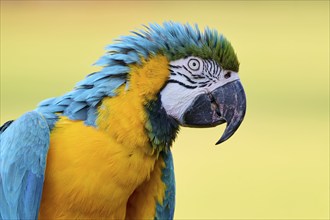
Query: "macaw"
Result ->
[[0, 22, 246, 219]]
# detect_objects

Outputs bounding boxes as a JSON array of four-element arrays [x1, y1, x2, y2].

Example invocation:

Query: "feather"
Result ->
[[64, 101, 87, 117], [38, 97, 56, 107], [69, 106, 88, 121], [110, 54, 139, 64], [85, 107, 97, 126], [99, 65, 129, 76]]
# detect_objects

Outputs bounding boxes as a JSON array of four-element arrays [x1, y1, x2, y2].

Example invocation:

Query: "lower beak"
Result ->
[[182, 80, 246, 145]]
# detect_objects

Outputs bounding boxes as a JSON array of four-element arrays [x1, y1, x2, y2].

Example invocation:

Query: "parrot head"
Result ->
[[98, 22, 246, 145]]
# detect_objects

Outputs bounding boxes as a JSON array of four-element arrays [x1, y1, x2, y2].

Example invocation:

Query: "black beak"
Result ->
[[182, 80, 246, 145]]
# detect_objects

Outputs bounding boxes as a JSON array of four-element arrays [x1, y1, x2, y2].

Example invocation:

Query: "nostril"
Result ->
[[224, 71, 231, 79]]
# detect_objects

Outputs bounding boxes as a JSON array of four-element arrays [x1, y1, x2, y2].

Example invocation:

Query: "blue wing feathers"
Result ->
[[0, 111, 50, 220], [20, 172, 44, 219]]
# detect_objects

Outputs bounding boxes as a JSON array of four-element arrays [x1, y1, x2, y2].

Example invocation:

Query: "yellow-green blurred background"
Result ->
[[1, 1, 329, 219]]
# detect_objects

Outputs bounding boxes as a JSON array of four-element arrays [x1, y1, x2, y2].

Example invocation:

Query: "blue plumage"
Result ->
[[0, 111, 50, 219]]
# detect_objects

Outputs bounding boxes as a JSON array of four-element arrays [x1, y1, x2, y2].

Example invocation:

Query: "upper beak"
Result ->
[[182, 80, 246, 145]]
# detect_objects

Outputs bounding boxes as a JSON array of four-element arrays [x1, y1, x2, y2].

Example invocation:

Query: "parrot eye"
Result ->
[[187, 58, 200, 71], [224, 71, 232, 79]]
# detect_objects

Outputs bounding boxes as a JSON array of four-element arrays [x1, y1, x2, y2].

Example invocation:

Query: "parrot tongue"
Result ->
[[212, 80, 246, 145]]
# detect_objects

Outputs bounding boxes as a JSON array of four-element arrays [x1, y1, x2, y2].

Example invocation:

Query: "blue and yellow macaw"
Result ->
[[0, 22, 246, 219]]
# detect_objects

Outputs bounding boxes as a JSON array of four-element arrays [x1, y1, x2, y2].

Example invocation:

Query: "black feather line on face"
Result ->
[[173, 71, 199, 84], [167, 79, 197, 89]]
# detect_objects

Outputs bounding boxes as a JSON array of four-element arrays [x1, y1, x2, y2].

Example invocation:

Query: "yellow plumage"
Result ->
[[39, 55, 170, 219]]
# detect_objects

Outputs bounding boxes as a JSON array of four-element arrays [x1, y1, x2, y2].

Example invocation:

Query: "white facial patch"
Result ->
[[160, 56, 240, 123]]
